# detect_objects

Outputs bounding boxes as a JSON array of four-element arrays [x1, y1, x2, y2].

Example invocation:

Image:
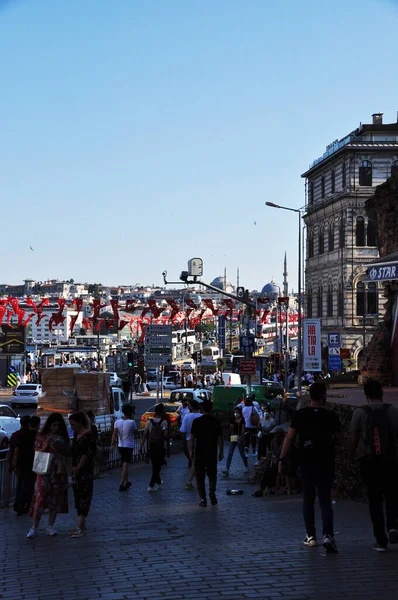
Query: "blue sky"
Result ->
[[1, 0, 397, 292]]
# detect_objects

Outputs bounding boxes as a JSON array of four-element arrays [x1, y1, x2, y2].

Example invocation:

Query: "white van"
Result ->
[[221, 373, 241, 386]]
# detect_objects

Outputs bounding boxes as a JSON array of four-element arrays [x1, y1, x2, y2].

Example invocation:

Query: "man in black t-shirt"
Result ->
[[190, 400, 223, 507], [279, 381, 343, 553]]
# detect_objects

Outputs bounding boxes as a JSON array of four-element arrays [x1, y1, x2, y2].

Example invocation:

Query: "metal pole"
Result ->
[[297, 211, 302, 393], [285, 300, 289, 391]]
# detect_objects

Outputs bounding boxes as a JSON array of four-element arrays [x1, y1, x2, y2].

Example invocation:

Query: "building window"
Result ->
[[328, 223, 334, 251], [359, 160, 372, 186], [318, 226, 325, 255], [367, 282, 378, 315], [331, 170, 335, 194], [356, 216, 365, 247], [321, 176, 325, 198], [391, 160, 398, 178], [309, 181, 314, 205], [367, 219, 377, 246], [342, 161, 346, 188], [307, 289, 313, 319], [356, 282, 365, 316], [317, 286, 323, 318], [339, 217, 345, 248], [327, 284, 333, 317], [308, 230, 314, 258], [337, 282, 343, 317]]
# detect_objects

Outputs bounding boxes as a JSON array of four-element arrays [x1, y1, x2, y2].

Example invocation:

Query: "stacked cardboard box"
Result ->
[[39, 368, 111, 416]]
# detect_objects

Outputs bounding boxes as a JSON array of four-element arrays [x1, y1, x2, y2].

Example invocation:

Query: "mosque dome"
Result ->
[[260, 281, 280, 297], [210, 276, 234, 294]]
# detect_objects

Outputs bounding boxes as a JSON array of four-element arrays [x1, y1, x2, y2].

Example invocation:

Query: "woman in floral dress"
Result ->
[[27, 413, 70, 539], [68, 411, 94, 538]]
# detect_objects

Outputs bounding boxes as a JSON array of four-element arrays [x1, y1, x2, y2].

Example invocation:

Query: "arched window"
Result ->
[[337, 282, 343, 317], [306, 288, 313, 319], [317, 286, 323, 318], [392, 160, 398, 178], [328, 223, 334, 251], [367, 282, 378, 315], [331, 170, 335, 194], [327, 284, 333, 317], [321, 176, 325, 198], [318, 226, 325, 254], [342, 161, 346, 188], [309, 181, 314, 205], [367, 219, 377, 246], [339, 217, 345, 248], [359, 160, 372, 186], [356, 282, 365, 316], [308, 230, 314, 258], [356, 216, 365, 247]]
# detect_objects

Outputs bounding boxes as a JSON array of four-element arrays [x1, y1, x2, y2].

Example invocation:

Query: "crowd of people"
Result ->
[[6, 377, 398, 553]]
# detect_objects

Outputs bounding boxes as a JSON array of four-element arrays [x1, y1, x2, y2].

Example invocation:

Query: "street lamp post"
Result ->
[[266, 202, 302, 393]]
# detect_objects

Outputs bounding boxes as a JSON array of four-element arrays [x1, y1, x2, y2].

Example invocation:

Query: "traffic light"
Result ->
[[127, 352, 134, 368]]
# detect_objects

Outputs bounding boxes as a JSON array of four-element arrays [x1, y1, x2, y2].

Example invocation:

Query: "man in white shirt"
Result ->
[[111, 404, 137, 492], [180, 400, 202, 489]]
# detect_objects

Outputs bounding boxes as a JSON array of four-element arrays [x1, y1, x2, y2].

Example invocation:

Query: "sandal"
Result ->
[[69, 526, 87, 537], [71, 527, 86, 538]]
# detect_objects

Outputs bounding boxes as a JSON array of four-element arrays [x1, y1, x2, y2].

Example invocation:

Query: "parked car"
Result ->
[[169, 388, 212, 404], [262, 380, 284, 399], [163, 376, 180, 391], [0, 428, 9, 455], [107, 372, 122, 387], [0, 405, 21, 437], [11, 384, 43, 408]]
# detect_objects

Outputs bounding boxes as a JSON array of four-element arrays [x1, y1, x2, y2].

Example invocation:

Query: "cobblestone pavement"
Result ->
[[1, 449, 398, 600]]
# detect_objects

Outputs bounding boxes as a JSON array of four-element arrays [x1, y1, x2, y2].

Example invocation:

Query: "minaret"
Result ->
[[224, 266, 227, 291], [283, 252, 288, 296], [236, 266, 240, 290]]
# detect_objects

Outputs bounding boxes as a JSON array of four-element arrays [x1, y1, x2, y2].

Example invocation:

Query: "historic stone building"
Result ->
[[302, 113, 398, 367]]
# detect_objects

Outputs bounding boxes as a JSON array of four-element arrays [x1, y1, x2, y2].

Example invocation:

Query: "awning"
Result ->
[[366, 251, 398, 281]]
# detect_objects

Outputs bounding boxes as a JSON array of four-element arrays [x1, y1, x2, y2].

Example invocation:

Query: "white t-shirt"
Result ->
[[114, 418, 137, 448], [180, 412, 202, 441], [178, 406, 191, 420], [242, 405, 260, 429]]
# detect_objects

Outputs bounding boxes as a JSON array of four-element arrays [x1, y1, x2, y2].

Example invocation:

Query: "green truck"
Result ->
[[212, 383, 280, 417]]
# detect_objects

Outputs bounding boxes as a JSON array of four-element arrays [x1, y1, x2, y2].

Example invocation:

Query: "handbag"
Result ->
[[250, 406, 260, 427], [230, 434, 239, 443], [33, 451, 53, 475]]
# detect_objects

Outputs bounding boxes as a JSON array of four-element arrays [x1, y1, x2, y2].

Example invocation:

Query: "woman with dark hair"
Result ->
[[68, 411, 94, 538], [27, 413, 70, 539]]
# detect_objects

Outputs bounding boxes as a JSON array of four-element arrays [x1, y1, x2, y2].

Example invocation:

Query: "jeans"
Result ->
[[244, 428, 257, 452], [14, 470, 36, 513], [359, 457, 398, 547], [149, 444, 165, 487], [226, 438, 248, 470], [183, 438, 191, 465], [195, 456, 217, 500], [300, 464, 334, 538]]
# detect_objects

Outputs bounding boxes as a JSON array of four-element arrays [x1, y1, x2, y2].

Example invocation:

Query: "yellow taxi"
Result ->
[[140, 402, 182, 437]]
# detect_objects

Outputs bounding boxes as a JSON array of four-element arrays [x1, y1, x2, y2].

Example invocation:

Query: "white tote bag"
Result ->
[[33, 451, 53, 475]]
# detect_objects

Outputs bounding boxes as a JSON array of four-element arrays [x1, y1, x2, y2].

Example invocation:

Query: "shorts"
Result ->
[[119, 447, 133, 463]]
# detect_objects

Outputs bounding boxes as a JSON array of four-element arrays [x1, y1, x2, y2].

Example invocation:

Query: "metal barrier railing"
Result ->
[[0, 431, 183, 508]]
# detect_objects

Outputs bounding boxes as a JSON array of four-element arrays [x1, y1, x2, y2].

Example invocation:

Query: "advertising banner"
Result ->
[[303, 319, 322, 372]]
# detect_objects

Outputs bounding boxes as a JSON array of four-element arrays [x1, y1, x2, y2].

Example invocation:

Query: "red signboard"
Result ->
[[239, 359, 256, 375]]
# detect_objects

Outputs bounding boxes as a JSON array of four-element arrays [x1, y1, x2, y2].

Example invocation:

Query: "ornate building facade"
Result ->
[[302, 113, 398, 367]]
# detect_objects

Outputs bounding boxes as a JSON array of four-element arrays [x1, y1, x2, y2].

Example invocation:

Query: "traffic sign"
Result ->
[[239, 359, 256, 376], [328, 355, 341, 371], [8, 365, 16, 374], [328, 347, 340, 356], [144, 324, 172, 367], [218, 315, 226, 350], [342, 358, 356, 368], [216, 357, 226, 369], [145, 325, 172, 337], [7, 373, 17, 387], [340, 348, 350, 359]]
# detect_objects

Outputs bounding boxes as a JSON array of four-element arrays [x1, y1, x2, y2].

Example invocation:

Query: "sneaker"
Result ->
[[323, 535, 338, 553], [222, 469, 229, 476], [154, 484, 160, 491], [389, 529, 398, 544], [373, 543, 387, 552], [126, 481, 132, 489], [147, 486, 156, 492], [46, 526, 58, 537], [209, 493, 218, 506], [199, 498, 207, 508], [71, 527, 85, 538], [119, 484, 127, 492], [26, 527, 37, 539], [303, 535, 317, 548], [185, 482, 194, 490]]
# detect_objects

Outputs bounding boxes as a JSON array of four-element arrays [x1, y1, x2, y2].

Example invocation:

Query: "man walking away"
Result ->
[[13, 416, 40, 515], [140, 403, 168, 492], [279, 381, 343, 553], [190, 399, 223, 507], [180, 400, 202, 488], [111, 404, 137, 491], [349, 379, 398, 552]]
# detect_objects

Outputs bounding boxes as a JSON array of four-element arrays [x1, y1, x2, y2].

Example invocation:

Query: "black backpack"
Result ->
[[362, 404, 395, 459], [149, 418, 166, 446]]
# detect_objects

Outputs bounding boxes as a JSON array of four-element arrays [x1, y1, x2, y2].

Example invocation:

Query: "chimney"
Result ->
[[372, 113, 383, 125]]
